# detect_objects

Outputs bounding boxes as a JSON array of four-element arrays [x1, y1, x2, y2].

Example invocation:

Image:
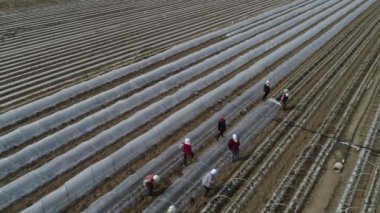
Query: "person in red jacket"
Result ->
[[143, 174, 160, 196], [228, 134, 240, 162], [280, 89, 289, 110], [182, 138, 194, 165]]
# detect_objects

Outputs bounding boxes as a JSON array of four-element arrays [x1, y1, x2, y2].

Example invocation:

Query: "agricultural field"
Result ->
[[0, 0, 379, 212]]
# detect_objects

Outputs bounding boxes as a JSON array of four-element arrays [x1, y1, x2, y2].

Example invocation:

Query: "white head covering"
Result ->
[[153, 175, 160, 182], [185, 138, 191, 145], [284, 89, 289, 93], [211, 169, 217, 175], [266, 80, 270, 86], [167, 205, 177, 213], [232, 134, 238, 142]]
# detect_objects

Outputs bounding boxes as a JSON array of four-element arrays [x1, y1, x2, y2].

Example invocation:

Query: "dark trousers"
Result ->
[[281, 101, 287, 110], [183, 154, 193, 165], [216, 130, 225, 140], [262, 92, 269, 101], [203, 186, 210, 196], [231, 150, 239, 161], [146, 185, 153, 196], [184, 154, 188, 165]]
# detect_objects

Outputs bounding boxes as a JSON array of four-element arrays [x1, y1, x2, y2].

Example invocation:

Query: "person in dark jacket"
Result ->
[[143, 174, 160, 196], [182, 138, 194, 165], [228, 134, 240, 161], [216, 116, 226, 140], [280, 89, 289, 110], [262, 80, 271, 101]]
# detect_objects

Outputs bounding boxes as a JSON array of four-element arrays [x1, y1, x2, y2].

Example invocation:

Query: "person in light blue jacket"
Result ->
[[202, 169, 217, 197]]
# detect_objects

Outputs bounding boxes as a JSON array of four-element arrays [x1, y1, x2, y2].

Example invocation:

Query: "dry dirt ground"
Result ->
[[0, 0, 379, 212]]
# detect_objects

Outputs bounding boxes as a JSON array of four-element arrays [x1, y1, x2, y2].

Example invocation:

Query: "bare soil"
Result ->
[[2, 0, 380, 212]]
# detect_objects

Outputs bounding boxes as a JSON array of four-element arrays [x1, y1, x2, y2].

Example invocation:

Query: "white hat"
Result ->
[[232, 134, 238, 141], [185, 138, 191, 145], [266, 80, 270, 86], [284, 89, 289, 93], [211, 169, 217, 175], [153, 175, 160, 182], [167, 205, 177, 213], [334, 162, 343, 172]]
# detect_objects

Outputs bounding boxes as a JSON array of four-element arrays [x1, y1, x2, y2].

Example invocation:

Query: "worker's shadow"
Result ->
[[238, 155, 250, 161], [283, 104, 297, 111], [154, 186, 169, 196]]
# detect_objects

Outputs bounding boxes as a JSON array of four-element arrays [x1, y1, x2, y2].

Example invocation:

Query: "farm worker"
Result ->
[[202, 169, 217, 196], [166, 205, 177, 213], [182, 138, 194, 165], [280, 89, 289, 110], [143, 174, 160, 196], [228, 134, 240, 161], [262, 80, 271, 101], [216, 116, 226, 140]]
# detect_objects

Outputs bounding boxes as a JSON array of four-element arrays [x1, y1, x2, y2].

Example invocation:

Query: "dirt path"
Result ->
[[302, 41, 380, 213], [195, 3, 380, 212]]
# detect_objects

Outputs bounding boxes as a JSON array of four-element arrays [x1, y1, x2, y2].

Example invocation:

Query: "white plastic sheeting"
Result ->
[[84, 75, 283, 212], [0, 0, 323, 153], [2, 1, 361, 211], [145, 1, 374, 211], [0, 0, 295, 108], [82, 2, 351, 210], [226, 0, 313, 37], [0, 0, 310, 129], [19, 3, 362, 210], [0, 0, 341, 180], [2, 0, 368, 211], [143, 102, 280, 213], [1, 28, 285, 210]]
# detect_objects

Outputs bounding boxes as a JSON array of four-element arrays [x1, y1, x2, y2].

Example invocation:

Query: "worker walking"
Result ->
[[216, 116, 226, 140], [280, 89, 289, 110], [182, 138, 194, 165], [262, 80, 271, 101], [202, 169, 217, 197], [228, 134, 240, 162], [143, 174, 160, 196], [166, 205, 177, 213]]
